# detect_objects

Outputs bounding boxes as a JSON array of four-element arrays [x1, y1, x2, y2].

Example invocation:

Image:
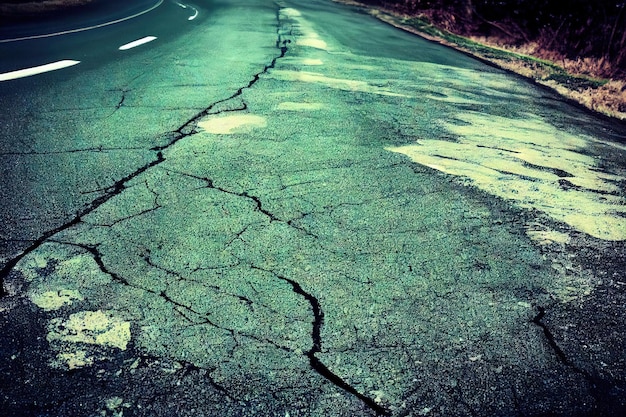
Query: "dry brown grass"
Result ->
[[550, 79, 626, 116], [470, 37, 619, 79], [335, 0, 626, 121], [467, 36, 626, 119]]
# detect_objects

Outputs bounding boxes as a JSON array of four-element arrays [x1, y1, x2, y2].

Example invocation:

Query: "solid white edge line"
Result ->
[[119, 36, 157, 50], [0, 0, 164, 44], [0, 60, 80, 81]]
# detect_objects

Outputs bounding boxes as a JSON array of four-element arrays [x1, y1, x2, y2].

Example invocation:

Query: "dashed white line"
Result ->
[[119, 36, 157, 50], [0, 60, 80, 81], [175, 1, 198, 20]]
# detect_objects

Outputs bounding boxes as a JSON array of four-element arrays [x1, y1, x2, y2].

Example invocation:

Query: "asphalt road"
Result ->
[[0, 0, 163, 38], [1, 0, 625, 416]]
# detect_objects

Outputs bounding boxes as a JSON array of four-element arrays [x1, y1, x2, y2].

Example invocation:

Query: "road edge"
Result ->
[[332, 0, 626, 126]]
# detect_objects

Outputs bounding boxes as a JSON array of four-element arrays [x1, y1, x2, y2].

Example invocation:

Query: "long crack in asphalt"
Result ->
[[532, 305, 604, 413], [0, 9, 287, 295], [0, 5, 391, 415], [252, 265, 391, 416]]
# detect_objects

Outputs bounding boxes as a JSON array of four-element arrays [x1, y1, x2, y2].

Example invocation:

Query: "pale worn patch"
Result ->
[[525, 228, 571, 245], [269, 70, 408, 97], [277, 102, 324, 111], [30, 289, 83, 311], [17, 247, 112, 287], [198, 115, 267, 135], [298, 37, 328, 50], [281, 57, 324, 66], [47, 310, 131, 350], [301, 58, 324, 66], [55, 349, 93, 370], [279, 7, 301, 18], [387, 112, 626, 241], [279, 7, 329, 51], [16, 248, 63, 282]]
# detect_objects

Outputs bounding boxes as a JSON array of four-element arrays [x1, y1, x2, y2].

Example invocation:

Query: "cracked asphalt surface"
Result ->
[[1, 0, 626, 416]]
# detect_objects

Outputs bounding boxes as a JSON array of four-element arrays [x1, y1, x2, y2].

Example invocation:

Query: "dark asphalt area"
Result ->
[[0, 1, 625, 416], [0, 0, 160, 39]]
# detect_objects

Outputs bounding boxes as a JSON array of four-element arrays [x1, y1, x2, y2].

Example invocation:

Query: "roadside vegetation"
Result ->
[[337, 0, 626, 120], [0, 0, 93, 20], [2, 0, 626, 119]]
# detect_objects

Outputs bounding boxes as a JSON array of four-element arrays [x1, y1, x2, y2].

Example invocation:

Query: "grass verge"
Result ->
[[334, 0, 626, 121]]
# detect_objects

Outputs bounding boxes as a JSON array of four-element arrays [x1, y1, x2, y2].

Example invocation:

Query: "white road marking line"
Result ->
[[119, 36, 157, 50], [175, 1, 198, 20], [0, 60, 80, 81], [0, 0, 163, 44]]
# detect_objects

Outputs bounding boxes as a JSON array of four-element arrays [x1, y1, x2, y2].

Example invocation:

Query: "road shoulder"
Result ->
[[332, 0, 626, 124]]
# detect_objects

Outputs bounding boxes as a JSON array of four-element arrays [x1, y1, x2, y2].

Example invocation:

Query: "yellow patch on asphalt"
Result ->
[[47, 310, 131, 350], [30, 289, 83, 311], [298, 37, 328, 50], [279, 7, 329, 51], [56, 350, 93, 370], [269, 70, 407, 97], [281, 57, 324, 66], [525, 228, 571, 245], [198, 115, 267, 134], [387, 112, 626, 241]]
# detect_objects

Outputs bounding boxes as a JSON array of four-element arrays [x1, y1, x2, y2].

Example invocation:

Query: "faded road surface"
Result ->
[[1, 1, 625, 416]]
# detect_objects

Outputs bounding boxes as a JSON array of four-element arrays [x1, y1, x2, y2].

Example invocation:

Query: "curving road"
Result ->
[[0, 0, 165, 42], [0, 0, 195, 73], [1, 0, 625, 416]]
